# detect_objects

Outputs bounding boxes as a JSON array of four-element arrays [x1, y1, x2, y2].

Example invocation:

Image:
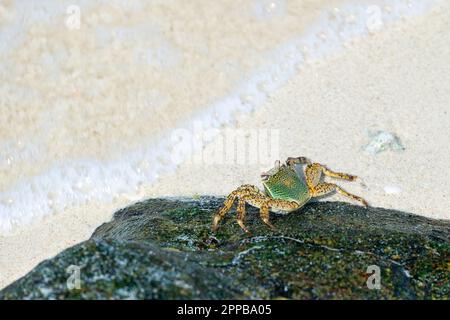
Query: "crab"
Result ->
[[212, 156, 368, 233]]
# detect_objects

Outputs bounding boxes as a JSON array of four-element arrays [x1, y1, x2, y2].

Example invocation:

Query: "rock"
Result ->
[[1, 197, 449, 299]]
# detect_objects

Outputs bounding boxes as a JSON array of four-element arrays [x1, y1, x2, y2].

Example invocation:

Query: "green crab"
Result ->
[[212, 156, 368, 233]]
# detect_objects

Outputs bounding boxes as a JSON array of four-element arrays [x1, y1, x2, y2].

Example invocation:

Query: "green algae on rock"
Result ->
[[0, 197, 449, 299]]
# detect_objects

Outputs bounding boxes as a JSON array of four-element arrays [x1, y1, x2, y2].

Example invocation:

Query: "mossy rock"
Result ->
[[1, 197, 449, 299]]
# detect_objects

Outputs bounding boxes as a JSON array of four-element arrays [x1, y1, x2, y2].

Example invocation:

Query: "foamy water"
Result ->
[[0, 0, 444, 233]]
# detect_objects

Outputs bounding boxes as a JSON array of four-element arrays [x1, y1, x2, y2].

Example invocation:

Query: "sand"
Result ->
[[1, 1, 449, 289], [0, 0, 345, 193]]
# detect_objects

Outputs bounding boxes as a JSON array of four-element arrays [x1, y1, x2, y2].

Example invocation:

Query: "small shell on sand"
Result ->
[[363, 130, 405, 155], [384, 184, 402, 195]]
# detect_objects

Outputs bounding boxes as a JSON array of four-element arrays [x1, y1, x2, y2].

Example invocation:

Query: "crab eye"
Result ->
[[274, 160, 281, 168], [260, 173, 270, 180]]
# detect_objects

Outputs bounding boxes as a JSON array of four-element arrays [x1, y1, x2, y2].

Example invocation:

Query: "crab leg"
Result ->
[[310, 182, 368, 207], [259, 204, 276, 230], [212, 184, 263, 231], [304, 163, 368, 207], [247, 196, 299, 231], [236, 199, 250, 233], [320, 165, 358, 181]]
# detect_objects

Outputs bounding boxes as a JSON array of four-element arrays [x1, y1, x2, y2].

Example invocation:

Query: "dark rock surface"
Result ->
[[1, 197, 449, 299]]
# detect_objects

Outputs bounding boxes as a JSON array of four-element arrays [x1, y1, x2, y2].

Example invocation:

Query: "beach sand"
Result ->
[[1, 1, 449, 289]]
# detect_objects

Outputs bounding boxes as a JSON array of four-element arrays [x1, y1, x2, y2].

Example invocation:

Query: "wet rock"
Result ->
[[1, 197, 449, 299]]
